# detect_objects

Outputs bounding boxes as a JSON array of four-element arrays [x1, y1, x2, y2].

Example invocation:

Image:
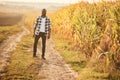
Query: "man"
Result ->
[[33, 9, 51, 60]]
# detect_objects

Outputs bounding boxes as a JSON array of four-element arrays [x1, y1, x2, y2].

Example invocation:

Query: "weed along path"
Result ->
[[36, 39, 78, 80], [0, 26, 30, 78]]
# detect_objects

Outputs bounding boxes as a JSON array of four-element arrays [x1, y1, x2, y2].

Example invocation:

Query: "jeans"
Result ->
[[33, 32, 46, 57]]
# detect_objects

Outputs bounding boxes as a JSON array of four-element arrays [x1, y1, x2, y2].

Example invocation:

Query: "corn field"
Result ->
[[51, 1, 120, 79]]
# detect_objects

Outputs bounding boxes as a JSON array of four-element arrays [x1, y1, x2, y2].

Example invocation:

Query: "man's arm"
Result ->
[[48, 28, 51, 39], [48, 18, 51, 39], [33, 17, 38, 37], [33, 27, 36, 37]]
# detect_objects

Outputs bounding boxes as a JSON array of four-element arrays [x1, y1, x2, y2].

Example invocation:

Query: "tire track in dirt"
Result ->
[[0, 26, 29, 78], [35, 39, 78, 80]]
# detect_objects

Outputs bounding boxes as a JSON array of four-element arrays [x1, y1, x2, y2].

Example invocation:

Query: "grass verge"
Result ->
[[2, 33, 44, 80], [52, 35, 109, 80], [0, 25, 22, 44]]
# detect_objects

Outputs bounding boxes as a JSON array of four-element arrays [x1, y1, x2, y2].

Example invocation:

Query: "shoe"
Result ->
[[42, 57, 46, 60], [33, 55, 37, 57]]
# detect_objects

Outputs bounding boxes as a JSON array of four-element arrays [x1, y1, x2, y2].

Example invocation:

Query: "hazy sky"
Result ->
[[1, 0, 114, 3]]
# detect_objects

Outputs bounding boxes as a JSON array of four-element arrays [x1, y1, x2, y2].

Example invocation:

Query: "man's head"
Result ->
[[41, 9, 47, 17]]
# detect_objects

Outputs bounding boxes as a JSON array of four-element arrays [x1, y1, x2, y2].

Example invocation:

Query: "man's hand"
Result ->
[[33, 34, 35, 38], [47, 29, 51, 39], [47, 35, 50, 39]]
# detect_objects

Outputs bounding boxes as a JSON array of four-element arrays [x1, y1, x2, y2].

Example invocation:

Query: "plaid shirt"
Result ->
[[34, 16, 51, 35]]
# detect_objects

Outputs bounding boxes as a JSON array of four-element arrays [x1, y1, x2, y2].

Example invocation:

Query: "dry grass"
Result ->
[[51, 1, 120, 80], [0, 25, 23, 44], [2, 34, 41, 80], [53, 35, 110, 80]]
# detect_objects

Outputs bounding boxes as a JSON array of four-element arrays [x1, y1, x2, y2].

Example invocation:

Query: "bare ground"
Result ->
[[0, 12, 23, 26], [35, 39, 78, 80]]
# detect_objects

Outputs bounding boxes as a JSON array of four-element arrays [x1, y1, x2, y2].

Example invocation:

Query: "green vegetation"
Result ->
[[0, 25, 22, 44], [53, 31, 109, 80], [53, 36, 86, 73], [51, 1, 120, 80], [2, 34, 43, 80]]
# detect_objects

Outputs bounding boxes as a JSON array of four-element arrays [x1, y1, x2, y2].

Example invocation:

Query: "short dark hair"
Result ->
[[42, 8, 47, 12]]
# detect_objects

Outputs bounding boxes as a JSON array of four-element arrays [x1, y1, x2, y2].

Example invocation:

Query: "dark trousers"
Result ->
[[33, 32, 46, 57]]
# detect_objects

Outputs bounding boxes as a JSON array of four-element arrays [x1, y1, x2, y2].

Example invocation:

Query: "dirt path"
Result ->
[[0, 26, 29, 78], [34, 39, 78, 80], [0, 26, 78, 80]]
